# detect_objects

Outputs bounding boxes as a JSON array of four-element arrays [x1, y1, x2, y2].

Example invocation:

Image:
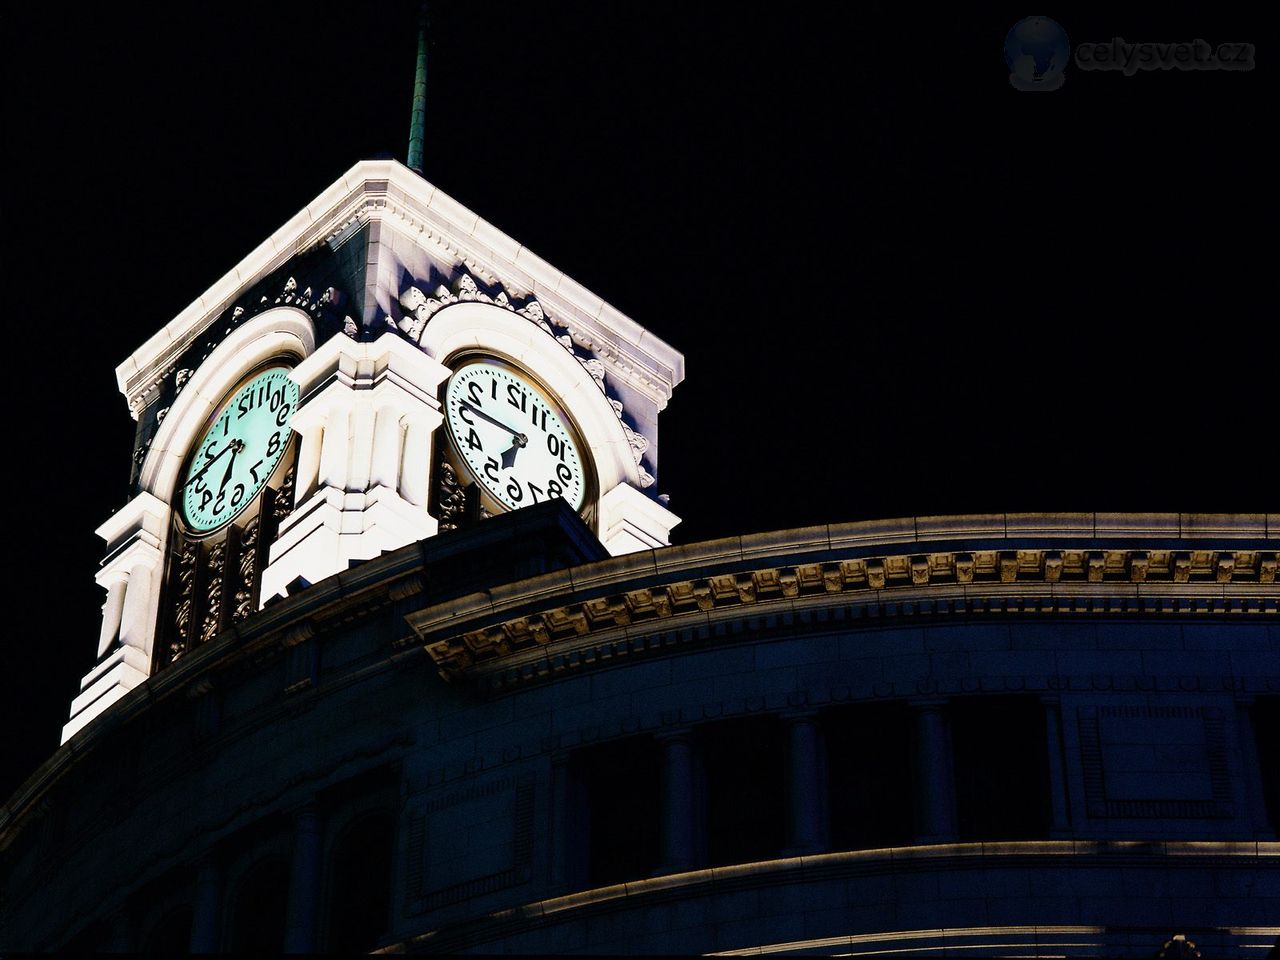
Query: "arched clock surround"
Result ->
[[62, 309, 317, 739], [418, 301, 643, 501], [139, 308, 317, 500]]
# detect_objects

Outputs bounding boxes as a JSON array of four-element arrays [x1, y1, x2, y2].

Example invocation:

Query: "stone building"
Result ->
[[1, 161, 1277, 957]]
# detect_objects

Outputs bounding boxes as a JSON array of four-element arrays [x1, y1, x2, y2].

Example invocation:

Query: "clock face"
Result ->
[[179, 367, 299, 533], [443, 360, 587, 512]]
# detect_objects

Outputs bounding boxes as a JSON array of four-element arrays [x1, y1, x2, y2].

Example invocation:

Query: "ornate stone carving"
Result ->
[[171, 540, 199, 663], [201, 542, 227, 645], [272, 466, 296, 526], [233, 518, 260, 622], [418, 545, 1280, 681], [436, 458, 466, 533]]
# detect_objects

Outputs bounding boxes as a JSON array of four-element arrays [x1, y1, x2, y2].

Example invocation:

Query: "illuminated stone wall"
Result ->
[[2, 508, 1276, 955]]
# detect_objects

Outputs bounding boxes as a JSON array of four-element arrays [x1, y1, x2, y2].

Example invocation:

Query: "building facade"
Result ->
[[1, 161, 1277, 957]]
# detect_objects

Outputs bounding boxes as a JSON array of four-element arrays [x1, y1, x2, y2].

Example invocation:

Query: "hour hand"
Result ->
[[183, 439, 237, 487], [499, 432, 528, 469]]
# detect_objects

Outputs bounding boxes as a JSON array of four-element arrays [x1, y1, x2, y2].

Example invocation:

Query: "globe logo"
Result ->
[[1005, 16, 1070, 91]]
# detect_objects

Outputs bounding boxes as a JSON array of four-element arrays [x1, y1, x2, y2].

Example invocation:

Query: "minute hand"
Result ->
[[183, 439, 238, 488], [461, 401, 527, 440]]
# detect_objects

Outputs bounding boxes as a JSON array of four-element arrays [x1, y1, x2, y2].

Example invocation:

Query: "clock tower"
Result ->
[[65, 160, 684, 742]]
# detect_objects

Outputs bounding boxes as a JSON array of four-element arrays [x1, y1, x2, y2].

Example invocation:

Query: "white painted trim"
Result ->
[[420, 301, 641, 497], [138, 307, 316, 502], [116, 160, 683, 416]]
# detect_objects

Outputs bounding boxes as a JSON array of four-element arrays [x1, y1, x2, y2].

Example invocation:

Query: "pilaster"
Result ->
[[598, 482, 680, 556], [261, 333, 451, 600], [63, 492, 170, 743]]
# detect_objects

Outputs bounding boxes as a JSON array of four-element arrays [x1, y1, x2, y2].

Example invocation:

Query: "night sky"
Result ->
[[3, 3, 1271, 798]]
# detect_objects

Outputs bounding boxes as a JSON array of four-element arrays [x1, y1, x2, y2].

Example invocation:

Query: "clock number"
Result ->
[[275, 403, 290, 428], [249, 459, 264, 484], [505, 478, 524, 503], [269, 389, 282, 412], [212, 490, 226, 515], [231, 483, 246, 507], [547, 435, 564, 460], [506, 383, 528, 412], [194, 475, 208, 495], [200, 489, 213, 510], [556, 462, 572, 484], [468, 380, 484, 406], [466, 427, 483, 452], [527, 482, 543, 504], [266, 431, 281, 457], [484, 457, 500, 482], [458, 404, 475, 426], [490, 377, 498, 400], [222, 417, 229, 437], [547, 479, 563, 499]]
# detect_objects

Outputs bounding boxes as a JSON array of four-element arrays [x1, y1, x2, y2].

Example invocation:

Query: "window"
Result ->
[[825, 702, 915, 849], [326, 813, 395, 952], [1252, 698, 1280, 830], [952, 697, 1051, 840], [698, 717, 786, 866], [575, 736, 661, 886], [228, 856, 289, 952]]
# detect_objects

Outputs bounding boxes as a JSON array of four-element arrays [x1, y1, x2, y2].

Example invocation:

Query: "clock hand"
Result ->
[[499, 432, 528, 470], [461, 400, 527, 442], [183, 439, 239, 488], [218, 440, 244, 492]]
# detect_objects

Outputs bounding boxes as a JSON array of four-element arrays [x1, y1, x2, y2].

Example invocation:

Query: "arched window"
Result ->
[[326, 812, 395, 952], [228, 855, 289, 952]]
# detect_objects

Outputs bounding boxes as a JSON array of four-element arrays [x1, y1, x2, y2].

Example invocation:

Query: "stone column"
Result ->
[[1042, 696, 1071, 835], [913, 700, 957, 843], [283, 803, 322, 953], [294, 422, 324, 504], [370, 405, 403, 491], [783, 711, 825, 855], [399, 420, 433, 508], [96, 575, 128, 658], [189, 856, 223, 953], [318, 407, 350, 491], [656, 731, 695, 874]]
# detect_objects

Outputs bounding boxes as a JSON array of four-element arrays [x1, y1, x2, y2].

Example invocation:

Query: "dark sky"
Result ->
[[3, 3, 1271, 796]]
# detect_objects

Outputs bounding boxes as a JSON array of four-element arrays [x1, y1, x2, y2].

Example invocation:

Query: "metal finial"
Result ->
[[407, 2, 428, 175]]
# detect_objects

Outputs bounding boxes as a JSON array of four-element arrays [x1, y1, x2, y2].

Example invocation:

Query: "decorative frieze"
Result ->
[[417, 546, 1280, 681]]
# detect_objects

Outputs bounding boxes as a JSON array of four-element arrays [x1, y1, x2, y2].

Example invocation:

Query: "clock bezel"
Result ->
[[176, 360, 299, 538], [440, 351, 597, 518]]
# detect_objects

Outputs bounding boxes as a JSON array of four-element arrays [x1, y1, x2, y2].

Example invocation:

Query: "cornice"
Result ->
[[115, 160, 684, 417], [410, 514, 1278, 682]]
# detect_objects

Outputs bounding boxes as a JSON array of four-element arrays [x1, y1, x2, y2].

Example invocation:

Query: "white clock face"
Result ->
[[443, 360, 587, 512], [179, 367, 298, 533]]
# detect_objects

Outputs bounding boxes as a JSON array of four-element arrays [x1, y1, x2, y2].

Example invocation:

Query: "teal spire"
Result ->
[[407, 2, 428, 175]]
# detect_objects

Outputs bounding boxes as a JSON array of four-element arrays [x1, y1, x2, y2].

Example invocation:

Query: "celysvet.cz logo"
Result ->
[[1005, 16, 1256, 91], [1076, 38, 1254, 75]]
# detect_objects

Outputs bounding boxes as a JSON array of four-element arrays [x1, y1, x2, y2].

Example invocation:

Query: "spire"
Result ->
[[407, 1, 428, 175]]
